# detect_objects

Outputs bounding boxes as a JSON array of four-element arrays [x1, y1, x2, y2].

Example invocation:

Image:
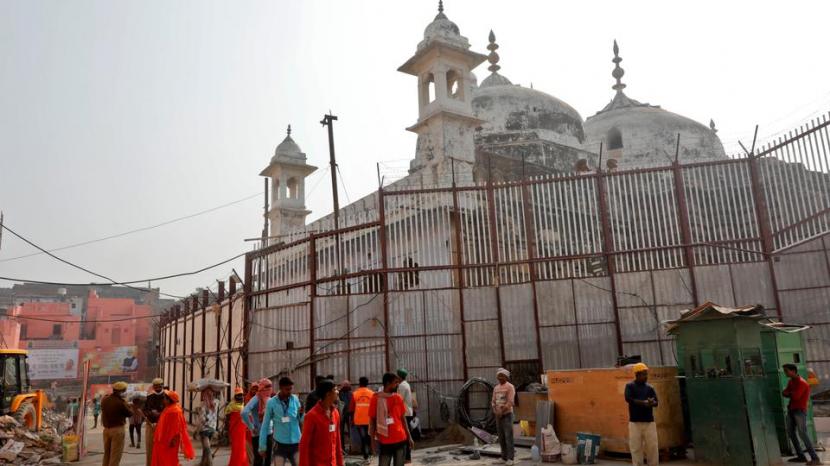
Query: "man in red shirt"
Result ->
[[782, 364, 821, 465], [369, 373, 414, 466], [299, 379, 344, 466]]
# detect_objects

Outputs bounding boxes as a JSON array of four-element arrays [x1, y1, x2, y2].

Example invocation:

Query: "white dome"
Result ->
[[417, 3, 470, 51], [271, 128, 306, 164]]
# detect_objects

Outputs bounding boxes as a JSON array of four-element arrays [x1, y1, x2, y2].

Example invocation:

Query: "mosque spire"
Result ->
[[286, 124, 291, 136], [612, 40, 626, 93], [435, 0, 446, 19], [710, 119, 718, 133], [479, 29, 512, 88], [487, 30, 500, 74]]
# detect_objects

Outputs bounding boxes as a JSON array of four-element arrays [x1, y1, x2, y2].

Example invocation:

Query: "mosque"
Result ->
[[260, 1, 728, 238]]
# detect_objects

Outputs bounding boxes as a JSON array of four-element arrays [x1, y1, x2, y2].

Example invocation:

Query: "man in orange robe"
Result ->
[[151, 391, 195, 466], [225, 388, 249, 466]]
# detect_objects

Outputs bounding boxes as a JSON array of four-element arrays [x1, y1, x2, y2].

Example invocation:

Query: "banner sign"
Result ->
[[28, 348, 79, 380]]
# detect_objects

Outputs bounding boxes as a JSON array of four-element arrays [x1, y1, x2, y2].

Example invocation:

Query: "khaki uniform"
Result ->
[[100, 393, 132, 466]]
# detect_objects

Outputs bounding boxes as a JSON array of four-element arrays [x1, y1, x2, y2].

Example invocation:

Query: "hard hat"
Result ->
[[632, 363, 649, 374], [152, 378, 164, 386]]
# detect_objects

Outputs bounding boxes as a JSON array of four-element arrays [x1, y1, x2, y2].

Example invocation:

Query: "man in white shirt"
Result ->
[[397, 368, 415, 464]]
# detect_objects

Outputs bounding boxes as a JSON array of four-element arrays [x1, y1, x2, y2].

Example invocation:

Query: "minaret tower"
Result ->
[[398, 1, 486, 181], [259, 125, 317, 238]]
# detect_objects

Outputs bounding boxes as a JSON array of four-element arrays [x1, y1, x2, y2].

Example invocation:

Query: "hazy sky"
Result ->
[[2, 0, 830, 299]]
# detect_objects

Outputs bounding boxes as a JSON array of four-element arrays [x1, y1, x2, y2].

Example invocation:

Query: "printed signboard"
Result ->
[[82, 346, 139, 376], [28, 348, 79, 380]]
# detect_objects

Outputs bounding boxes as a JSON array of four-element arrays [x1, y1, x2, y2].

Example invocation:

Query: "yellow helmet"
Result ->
[[631, 363, 649, 374], [113, 381, 129, 391]]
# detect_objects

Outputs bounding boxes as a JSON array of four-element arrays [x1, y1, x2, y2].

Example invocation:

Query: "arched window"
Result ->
[[287, 177, 298, 199], [446, 70, 463, 100], [273, 179, 281, 201], [420, 73, 436, 106], [607, 127, 623, 150]]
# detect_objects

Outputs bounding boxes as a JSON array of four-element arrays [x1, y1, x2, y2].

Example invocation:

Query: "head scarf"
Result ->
[[244, 383, 259, 404], [256, 378, 273, 419], [496, 368, 511, 379], [396, 368, 409, 379], [201, 388, 216, 411], [165, 390, 180, 404]]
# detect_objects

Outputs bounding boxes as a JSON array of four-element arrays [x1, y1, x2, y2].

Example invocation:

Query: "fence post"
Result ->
[[747, 153, 784, 318], [377, 188, 392, 373], [216, 281, 224, 382], [449, 175, 469, 380], [243, 254, 253, 388], [485, 172, 507, 366], [228, 277, 236, 394], [671, 161, 700, 305], [201, 290, 208, 379], [595, 169, 624, 356], [519, 180, 544, 366], [309, 235, 318, 388]]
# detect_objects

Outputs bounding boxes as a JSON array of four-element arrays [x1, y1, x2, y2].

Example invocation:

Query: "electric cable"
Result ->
[[0, 192, 261, 263]]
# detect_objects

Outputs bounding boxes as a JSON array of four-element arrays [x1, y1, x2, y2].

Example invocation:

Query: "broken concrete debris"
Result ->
[[0, 411, 68, 465]]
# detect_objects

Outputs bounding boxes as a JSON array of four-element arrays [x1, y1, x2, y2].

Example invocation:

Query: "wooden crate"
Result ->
[[546, 366, 685, 454]]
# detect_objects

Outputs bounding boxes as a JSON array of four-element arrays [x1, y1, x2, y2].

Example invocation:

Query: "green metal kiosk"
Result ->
[[670, 303, 783, 465]]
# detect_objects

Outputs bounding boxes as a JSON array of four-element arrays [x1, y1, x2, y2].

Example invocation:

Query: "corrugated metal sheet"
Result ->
[[387, 291, 424, 337], [730, 262, 776, 309], [536, 280, 576, 326], [349, 339, 385, 384], [805, 325, 830, 363], [540, 326, 579, 370], [578, 323, 617, 368], [693, 265, 736, 306], [250, 304, 309, 352], [461, 288, 497, 321], [652, 269, 695, 306], [780, 288, 830, 323], [350, 294, 384, 339], [314, 296, 349, 340], [424, 290, 460, 335], [464, 321, 501, 368], [775, 250, 830, 290], [426, 334, 463, 381], [314, 340, 348, 383], [615, 272, 654, 307], [500, 284, 538, 361], [619, 307, 661, 341], [573, 278, 614, 323], [390, 337, 426, 380], [622, 342, 662, 366]]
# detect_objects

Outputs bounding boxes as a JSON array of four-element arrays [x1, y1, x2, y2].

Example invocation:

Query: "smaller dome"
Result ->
[[271, 125, 307, 164], [418, 1, 470, 51]]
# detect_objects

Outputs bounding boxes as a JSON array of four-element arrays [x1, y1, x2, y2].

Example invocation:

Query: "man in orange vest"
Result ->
[[349, 377, 374, 462]]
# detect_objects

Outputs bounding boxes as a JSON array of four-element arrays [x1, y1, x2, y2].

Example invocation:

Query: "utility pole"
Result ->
[[0, 211, 4, 251], [321, 113, 344, 293], [320, 113, 340, 231]]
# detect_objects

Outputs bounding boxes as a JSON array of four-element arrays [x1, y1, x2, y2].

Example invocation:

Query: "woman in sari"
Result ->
[[151, 390, 195, 466], [225, 388, 249, 466]]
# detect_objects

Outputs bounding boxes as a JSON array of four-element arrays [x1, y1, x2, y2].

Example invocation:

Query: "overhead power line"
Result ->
[[0, 192, 262, 263]]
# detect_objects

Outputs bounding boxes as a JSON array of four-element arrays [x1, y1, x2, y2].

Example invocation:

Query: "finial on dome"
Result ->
[[434, 0, 447, 19], [612, 40, 626, 93], [710, 119, 718, 133], [287, 124, 291, 136], [487, 30, 501, 73]]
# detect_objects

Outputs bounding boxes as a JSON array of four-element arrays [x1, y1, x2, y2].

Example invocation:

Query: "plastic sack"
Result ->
[[561, 443, 578, 465], [541, 424, 561, 455]]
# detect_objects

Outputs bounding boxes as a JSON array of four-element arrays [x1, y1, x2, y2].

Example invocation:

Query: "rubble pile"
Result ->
[[0, 411, 69, 465]]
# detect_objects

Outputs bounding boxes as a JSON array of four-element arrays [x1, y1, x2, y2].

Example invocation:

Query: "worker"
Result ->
[[369, 372, 413, 466], [198, 387, 221, 466], [92, 396, 101, 429], [143, 378, 166, 466], [226, 388, 249, 466], [783, 364, 822, 465], [299, 379, 343, 466], [101, 381, 133, 466], [129, 397, 145, 449], [243, 382, 259, 465], [396, 369, 415, 464], [492, 368, 516, 466], [304, 375, 327, 413], [261, 377, 303, 466], [350, 376, 374, 462], [242, 378, 274, 466], [151, 390, 195, 466], [338, 380, 353, 455], [625, 363, 659, 466]]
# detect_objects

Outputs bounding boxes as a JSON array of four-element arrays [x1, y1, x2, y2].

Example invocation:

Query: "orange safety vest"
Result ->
[[352, 387, 374, 426]]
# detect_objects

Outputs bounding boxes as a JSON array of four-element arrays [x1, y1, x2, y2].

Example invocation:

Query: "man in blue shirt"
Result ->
[[243, 378, 273, 466], [260, 377, 303, 466], [624, 363, 659, 466]]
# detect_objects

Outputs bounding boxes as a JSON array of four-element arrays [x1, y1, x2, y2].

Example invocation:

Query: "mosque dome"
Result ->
[[418, 1, 470, 51], [271, 125, 307, 164], [584, 41, 725, 167], [472, 31, 585, 147]]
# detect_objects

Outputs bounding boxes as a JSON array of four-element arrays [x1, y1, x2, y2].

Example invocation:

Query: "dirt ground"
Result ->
[[75, 416, 830, 465]]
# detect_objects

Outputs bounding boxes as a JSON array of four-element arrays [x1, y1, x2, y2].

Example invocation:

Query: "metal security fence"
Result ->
[[156, 112, 830, 429]]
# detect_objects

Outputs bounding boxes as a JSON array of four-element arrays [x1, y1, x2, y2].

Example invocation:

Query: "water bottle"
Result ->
[[531, 444, 541, 463]]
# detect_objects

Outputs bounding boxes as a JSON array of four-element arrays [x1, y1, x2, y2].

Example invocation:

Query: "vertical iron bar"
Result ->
[[595, 145, 624, 355]]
